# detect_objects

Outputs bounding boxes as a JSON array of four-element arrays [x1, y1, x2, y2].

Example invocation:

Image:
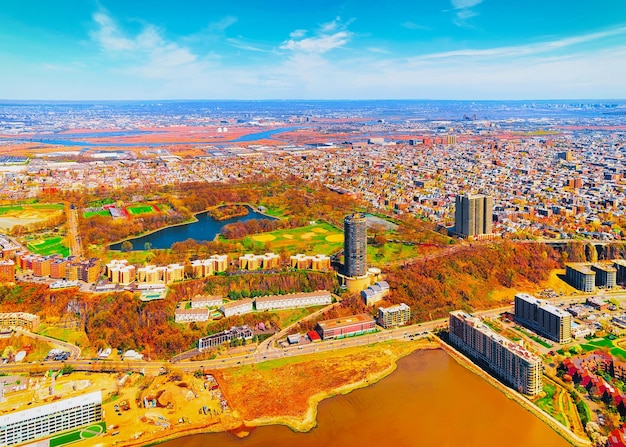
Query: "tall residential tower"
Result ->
[[449, 311, 542, 396], [344, 213, 367, 277], [454, 194, 493, 238]]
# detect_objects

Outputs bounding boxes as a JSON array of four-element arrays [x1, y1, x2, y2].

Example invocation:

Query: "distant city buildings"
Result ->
[[454, 194, 493, 238], [591, 263, 617, 289], [136, 263, 184, 284], [20, 254, 100, 283], [449, 310, 542, 396], [343, 213, 367, 278], [106, 259, 136, 285], [566, 263, 596, 292], [377, 303, 411, 328], [191, 295, 223, 309], [514, 293, 572, 343], [174, 307, 209, 323]]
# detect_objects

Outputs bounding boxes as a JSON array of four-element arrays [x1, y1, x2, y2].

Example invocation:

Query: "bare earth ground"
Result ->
[[64, 339, 436, 446], [0, 208, 64, 231]]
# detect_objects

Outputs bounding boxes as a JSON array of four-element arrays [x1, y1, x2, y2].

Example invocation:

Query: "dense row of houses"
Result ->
[[561, 352, 626, 410], [18, 254, 100, 283], [175, 291, 333, 323]]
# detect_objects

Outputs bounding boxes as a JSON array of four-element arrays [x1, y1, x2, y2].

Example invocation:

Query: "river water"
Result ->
[[160, 349, 569, 447]]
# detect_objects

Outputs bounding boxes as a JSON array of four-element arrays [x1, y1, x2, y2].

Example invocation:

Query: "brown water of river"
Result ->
[[161, 349, 570, 447]]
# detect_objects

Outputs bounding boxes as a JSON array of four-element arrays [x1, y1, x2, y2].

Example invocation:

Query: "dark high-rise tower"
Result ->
[[344, 213, 367, 277], [454, 194, 493, 237]]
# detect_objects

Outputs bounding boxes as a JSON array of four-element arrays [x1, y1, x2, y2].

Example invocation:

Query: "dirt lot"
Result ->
[[2, 339, 437, 446]]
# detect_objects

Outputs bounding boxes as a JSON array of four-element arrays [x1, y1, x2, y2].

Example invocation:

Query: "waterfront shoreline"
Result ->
[[91, 341, 439, 447], [108, 203, 277, 250], [438, 339, 592, 447]]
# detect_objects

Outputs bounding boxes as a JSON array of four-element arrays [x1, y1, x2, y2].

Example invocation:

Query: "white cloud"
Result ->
[[320, 17, 341, 33], [90, 10, 206, 80], [18, 11, 623, 100], [289, 29, 307, 39], [92, 12, 136, 52], [407, 26, 626, 61], [280, 17, 353, 55], [280, 31, 351, 54], [449, 0, 484, 27]]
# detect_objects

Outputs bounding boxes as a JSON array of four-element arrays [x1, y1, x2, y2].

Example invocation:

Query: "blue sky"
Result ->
[[1, 0, 625, 99]]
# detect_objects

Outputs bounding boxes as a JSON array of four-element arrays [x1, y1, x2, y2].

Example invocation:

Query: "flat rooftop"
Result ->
[[516, 293, 570, 317], [317, 313, 374, 330], [566, 263, 595, 274]]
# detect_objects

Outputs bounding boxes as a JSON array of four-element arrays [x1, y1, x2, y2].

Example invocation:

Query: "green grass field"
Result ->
[[367, 242, 420, 266], [50, 422, 106, 447], [513, 326, 552, 348], [578, 337, 626, 361], [36, 325, 90, 347], [87, 198, 114, 207], [246, 222, 343, 255], [0, 205, 24, 215], [274, 305, 326, 328], [259, 206, 288, 217], [83, 210, 110, 218], [127, 204, 156, 215], [30, 203, 65, 210], [535, 382, 568, 426], [27, 236, 70, 257]]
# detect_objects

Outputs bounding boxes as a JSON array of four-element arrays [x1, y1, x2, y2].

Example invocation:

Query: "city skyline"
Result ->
[[1, 1, 625, 100]]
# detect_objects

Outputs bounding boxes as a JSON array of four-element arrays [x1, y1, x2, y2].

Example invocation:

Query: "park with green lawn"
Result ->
[[246, 222, 344, 255], [26, 235, 70, 257]]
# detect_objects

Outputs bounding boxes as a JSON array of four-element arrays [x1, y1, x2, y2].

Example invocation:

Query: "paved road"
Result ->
[[4, 292, 626, 376], [15, 329, 81, 359], [65, 202, 82, 258]]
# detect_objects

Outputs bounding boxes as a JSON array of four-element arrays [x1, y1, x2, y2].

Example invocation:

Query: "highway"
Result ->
[[3, 292, 626, 376]]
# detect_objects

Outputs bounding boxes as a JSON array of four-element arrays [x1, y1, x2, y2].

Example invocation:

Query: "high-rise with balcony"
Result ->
[[449, 310, 542, 396], [344, 213, 367, 277], [454, 194, 493, 238]]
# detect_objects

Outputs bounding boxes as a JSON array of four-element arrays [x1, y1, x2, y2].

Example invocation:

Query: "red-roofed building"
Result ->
[[307, 331, 321, 342], [609, 425, 626, 447]]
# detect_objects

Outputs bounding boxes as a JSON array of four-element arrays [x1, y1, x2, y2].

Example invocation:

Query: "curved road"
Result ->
[[3, 292, 625, 376]]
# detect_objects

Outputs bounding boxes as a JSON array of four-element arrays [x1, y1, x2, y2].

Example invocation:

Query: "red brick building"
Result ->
[[316, 313, 376, 340]]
